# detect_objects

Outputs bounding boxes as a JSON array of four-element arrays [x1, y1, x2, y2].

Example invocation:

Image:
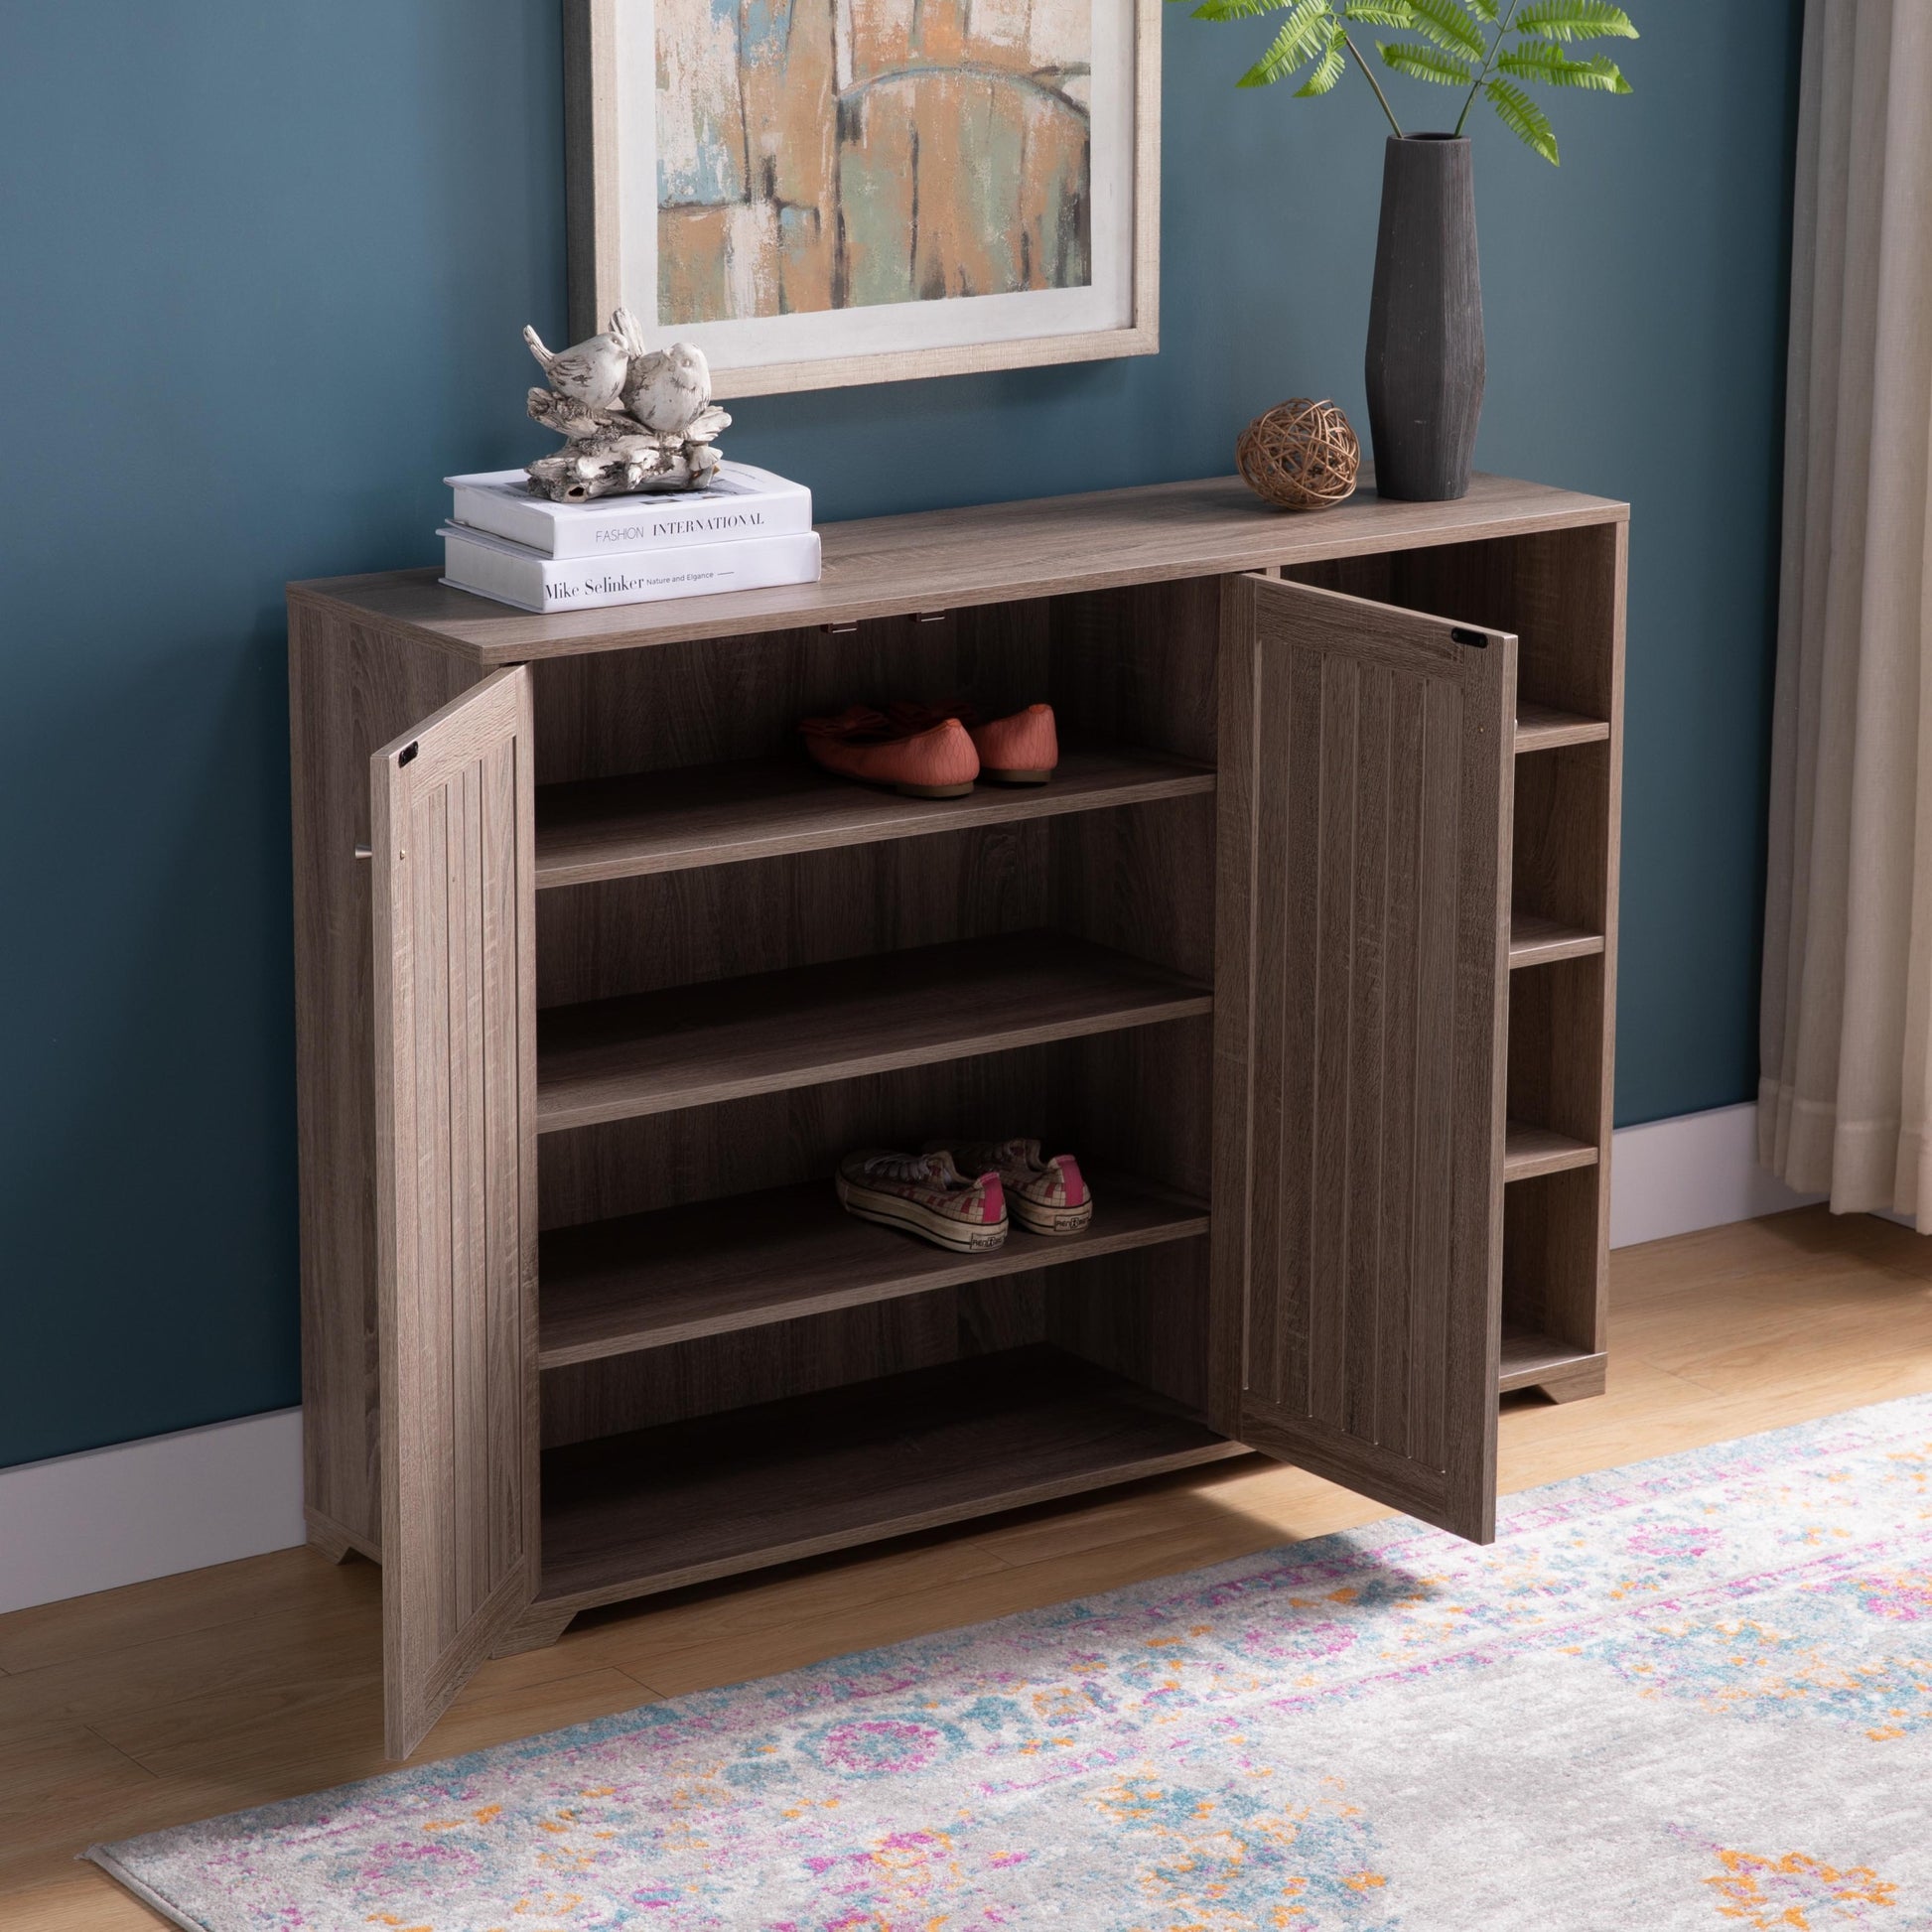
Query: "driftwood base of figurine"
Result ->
[[523, 385, 731, 502], [526, 444, 722, 502]]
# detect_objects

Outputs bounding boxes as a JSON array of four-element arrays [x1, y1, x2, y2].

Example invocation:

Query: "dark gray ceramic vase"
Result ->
[[1364, 134, 1484, 502]]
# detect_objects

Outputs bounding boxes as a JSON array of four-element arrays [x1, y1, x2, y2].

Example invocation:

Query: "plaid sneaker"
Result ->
[[928, 1139, 1092, 1236], [835, 1149, 1008, 1252]]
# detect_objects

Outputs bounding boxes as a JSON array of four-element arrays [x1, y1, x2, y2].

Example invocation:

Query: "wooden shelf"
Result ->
[[539, 1173, 1211, 1367], [534, 1347, 1244, 1612], [1499, 1323, 1605, 1394], [534, 747, 1216, 888], [536, 931, 1212, 1134], [1508, 909, 1606, 969], [1514, 703, 1609, 754], [1503, 1120, 1599, 1180]]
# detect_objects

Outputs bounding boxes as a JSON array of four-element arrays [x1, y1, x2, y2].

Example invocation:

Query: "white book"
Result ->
[[444, 461, 812, 559], [440, 523, 821, 615]]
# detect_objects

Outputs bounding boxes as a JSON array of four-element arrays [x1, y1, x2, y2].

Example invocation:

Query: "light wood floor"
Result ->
[[7, 1205, 1930, 1930]]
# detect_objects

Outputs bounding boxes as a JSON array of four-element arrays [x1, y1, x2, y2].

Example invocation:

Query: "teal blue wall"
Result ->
[[0, 1, 1800, 1467]]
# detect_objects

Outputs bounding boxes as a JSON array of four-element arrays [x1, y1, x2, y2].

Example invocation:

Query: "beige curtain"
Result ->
[[1759, 0, 1932, 1224]]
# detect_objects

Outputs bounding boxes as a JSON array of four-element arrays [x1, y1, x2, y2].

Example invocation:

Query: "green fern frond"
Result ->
[[1487, 74, 1560, 159], [1464, 0, 1498, 19], [1296, 23, 1350, 92], [1513, 0, 1637, 42], [1405, 0, 1485, 56], [1380, 38, 1475, 83], [1188, 0, 1292, 24], [1340, 1, 1415, 24], [1237, 0, 1341, 86], [1497, 42, 1630, 89]]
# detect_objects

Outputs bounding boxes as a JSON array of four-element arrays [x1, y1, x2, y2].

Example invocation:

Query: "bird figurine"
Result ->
[[520, 312, 726, 501], [521, 307, 647, 412], [623, 342, 712, 436]]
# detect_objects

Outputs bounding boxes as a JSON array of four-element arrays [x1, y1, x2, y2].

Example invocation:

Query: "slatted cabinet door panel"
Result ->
[[371, 666, 540, 1758], [1214, 574, 1514, 1543]]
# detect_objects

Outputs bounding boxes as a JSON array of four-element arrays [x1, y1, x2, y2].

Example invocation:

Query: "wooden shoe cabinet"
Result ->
[[288, 474, 1625, 1755]]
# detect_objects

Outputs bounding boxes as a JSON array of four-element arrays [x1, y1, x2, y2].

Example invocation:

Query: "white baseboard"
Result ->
[[0, 1103, 1838, 1618], [0, 1407, 305, 1617], [1607, 1101, 1825, 1249]]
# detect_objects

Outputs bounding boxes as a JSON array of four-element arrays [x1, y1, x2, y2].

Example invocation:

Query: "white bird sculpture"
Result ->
[[623, 342, 712, 436], [520, 311, 726, 501], [521, 307, 648, 412]]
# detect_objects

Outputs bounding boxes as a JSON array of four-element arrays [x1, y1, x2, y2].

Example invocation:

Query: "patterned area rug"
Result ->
[[93, 1395, 1932, 1930]]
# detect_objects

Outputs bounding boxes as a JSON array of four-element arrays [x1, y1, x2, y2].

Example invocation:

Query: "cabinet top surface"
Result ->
[[290, 470, 1627, 666]]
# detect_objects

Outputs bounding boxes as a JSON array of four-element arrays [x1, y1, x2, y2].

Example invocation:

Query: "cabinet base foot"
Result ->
[[306, 1508, 375, 1565], [1530, 1358, 1607, 1405], [492, 1604, 576, 1657]]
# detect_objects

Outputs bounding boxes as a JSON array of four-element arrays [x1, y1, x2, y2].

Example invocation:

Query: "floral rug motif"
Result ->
[[92, 1394, 1932, 1929]]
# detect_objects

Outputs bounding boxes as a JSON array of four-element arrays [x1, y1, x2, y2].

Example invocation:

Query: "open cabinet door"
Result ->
[[1214, 573, 1514, 1543], [371, 667, 538, 1757]]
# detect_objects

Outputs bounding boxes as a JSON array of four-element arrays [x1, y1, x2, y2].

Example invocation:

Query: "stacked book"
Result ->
[[440, 462, 818, 613]]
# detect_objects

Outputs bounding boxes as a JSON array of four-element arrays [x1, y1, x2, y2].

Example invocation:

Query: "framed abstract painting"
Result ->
[[563, 0, 1160, 396]]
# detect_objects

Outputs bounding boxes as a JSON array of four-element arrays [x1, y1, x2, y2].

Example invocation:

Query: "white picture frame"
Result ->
[[564, 0, 1161, 399]]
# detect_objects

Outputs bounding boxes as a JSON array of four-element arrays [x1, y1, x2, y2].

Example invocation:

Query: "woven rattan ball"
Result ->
[[1236, 398, 1360, 511]]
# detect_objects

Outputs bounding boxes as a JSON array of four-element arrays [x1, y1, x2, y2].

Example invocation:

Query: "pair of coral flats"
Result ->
[[835, 1140, 1092, 1253], [800, 702, 1059, 799]]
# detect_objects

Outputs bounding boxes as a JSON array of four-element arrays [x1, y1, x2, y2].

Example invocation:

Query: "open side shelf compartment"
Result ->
[[1283, 525, 1620, 1403], [1514, 701, 1610, 754], [1499, 1318, 1603, 1396], [1508, 909, 1604, 971], [1500, 872, 1613, 1398], [1499, 1162, 1609, 1399]]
